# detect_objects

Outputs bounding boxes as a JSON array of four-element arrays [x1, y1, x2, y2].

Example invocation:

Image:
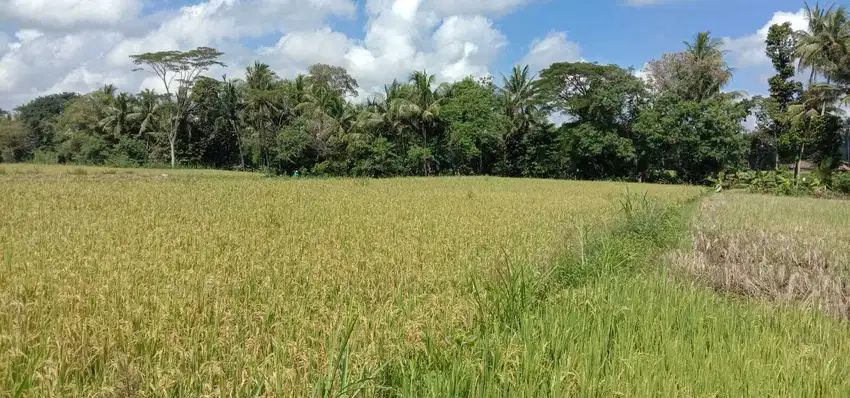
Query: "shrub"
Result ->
[[66, 167, 88, 176], [833, 173, 850, 195], [32, 150, 59, 164]]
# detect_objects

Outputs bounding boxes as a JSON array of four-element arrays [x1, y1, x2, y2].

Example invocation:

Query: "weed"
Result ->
[[66, 167, 88, 176]]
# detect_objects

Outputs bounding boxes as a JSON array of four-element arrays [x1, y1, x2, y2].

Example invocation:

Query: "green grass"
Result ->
[[372, 193, 850, 396], [2, 164, 850, 396]]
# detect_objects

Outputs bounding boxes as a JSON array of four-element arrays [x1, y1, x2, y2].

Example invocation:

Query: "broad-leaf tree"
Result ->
[[130, 47, 226, 167]]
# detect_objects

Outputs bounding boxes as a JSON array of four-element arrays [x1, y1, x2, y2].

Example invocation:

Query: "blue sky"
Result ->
[[0, 0, 826, 108]]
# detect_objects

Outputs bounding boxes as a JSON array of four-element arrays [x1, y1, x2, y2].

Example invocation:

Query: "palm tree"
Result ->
[[796, 3, 850, 111], [360, 80, 405, 137], [683, 31, 732, 102], [217, 76, 247, 169], [501, 65, 539, 127], [133, 89, 164, 137], [244, 62, 284, 168], [98, 92, 133, 138], [393, 70, 449, 175], [296, 85, 338, 137], [787, 89, 842, 178], [500, 65, 541, 176], [101, 84, 118, 97]]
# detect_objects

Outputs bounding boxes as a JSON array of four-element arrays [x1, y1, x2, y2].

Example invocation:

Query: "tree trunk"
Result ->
[[773, 130, 780, 170], [232, 120, 245, 170], [795, 142, 805, 180], [822, 77, 830, 117], [421, 123, 429, 176], [170, 136, 176, 168]]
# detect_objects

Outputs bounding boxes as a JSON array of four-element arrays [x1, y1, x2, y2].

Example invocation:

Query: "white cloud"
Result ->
[[0, 0, 542, 108], [724, 9, 807, 68], [0, 30, 125, 95], [0, 0, 143, 28], [15, 29, 44, 43], [521, 31, 583, 72], [263, 0, 510, 98], [260, 28, 354, 75], [633, 63, 650, 83], [431, 0, 535, 15], [431, 16, 506, 81]]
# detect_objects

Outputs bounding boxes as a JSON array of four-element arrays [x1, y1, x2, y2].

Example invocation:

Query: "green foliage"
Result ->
[[537, 62, 647, 179], [440, 77, 506, 174], [713, 169, 846, 197], [31, 150, 59, 164], [634, 94, 751, 183], [14, 92, 78, 154], [560, 123, 636, 179], [832, 172, 850, 194], [645, 32, 732, 102], [6, 12, 849, 183], [308, 63, 360, 98], [0, 118, 28, 163]]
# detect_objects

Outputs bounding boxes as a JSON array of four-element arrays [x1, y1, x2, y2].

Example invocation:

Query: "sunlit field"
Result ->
[[5, 165, 850, 396], [0, 166, 697, 395], [675, 192, 850, 319]]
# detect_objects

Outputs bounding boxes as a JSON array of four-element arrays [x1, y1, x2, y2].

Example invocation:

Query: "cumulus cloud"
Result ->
[[431, 0, 536, 16], [261, 0, 510, 98], [724, 9, 807, 68], [521, 32, 583, 73], [0, 0, 143, 29], [719, 9, 809, 96], [0, 30, 125, 95], [0, 0, 540, 108]]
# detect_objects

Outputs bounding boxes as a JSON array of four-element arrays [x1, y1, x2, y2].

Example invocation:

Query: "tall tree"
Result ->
[[244, 61, 286, 169], [98, 92, 134, 138], [792, 3, 850, 176], [500, 65, 541, 177], [217, 76, 248, 169], [394, 70, 448, 175], [307, 64, 359, 98], [646, 32, 732, 102], [683, 31, 733, 102], [754, 22, 804, 169], [15, 93, 78, 155], [130, 47, 226, 167], [441, 77, 505, 174], [538, 62, 646, 179]]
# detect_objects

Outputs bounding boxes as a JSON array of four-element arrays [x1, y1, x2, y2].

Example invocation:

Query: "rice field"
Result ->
[[674, 192, 850, 318], [3, 164, 850, 396], [0, 165, 696, 395]]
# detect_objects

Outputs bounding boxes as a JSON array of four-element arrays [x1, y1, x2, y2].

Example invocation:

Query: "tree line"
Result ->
[[1, 2, 848, 183]]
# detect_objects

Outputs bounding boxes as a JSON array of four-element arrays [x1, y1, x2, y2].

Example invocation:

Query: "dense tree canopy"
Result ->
[[2, 2, 848, 184]]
